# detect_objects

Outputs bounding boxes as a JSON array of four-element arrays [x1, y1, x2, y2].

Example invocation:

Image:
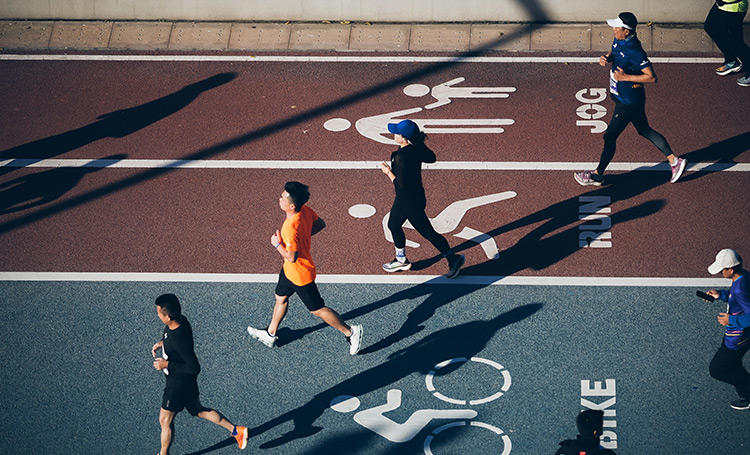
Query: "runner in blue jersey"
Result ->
[[703, 249, 750, 410], [574, 12, 687, 187]]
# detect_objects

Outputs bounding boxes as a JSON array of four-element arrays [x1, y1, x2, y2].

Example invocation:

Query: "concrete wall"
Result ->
[[0, 0, 738, 23]]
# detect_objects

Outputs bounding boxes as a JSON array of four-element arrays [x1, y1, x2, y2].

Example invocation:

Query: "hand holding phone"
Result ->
[[696, 290, 716, 302]]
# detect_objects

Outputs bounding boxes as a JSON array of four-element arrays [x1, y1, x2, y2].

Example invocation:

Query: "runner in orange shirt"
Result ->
[[247, 181, 363, 355]]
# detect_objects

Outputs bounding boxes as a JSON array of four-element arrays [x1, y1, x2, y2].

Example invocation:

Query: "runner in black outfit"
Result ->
[[151, 293, 248, 454], [555, 410, 617, 455], [380, 119, 465, 278]]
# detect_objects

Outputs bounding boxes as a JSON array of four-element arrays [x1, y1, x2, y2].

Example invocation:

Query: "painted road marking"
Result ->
[[0, 272, 729, 286], [2, 159, 748, 172], [425, 357, 511, 406], [407, 77, 516, 110], [381, 192, 517, 258], [353, 106, 514, 144], [0, 54, 723, 64], [424, 420, 511, 455]]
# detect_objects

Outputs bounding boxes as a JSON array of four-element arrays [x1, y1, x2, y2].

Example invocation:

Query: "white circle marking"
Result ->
[[348, 204, 376, 218], [323, 118, 352, 132]]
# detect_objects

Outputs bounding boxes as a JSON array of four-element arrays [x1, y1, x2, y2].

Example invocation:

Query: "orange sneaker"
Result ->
[[234, 426, 248, 450]]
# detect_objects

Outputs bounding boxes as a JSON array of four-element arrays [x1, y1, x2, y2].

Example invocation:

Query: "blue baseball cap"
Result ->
[[387, 119, 420, 140]]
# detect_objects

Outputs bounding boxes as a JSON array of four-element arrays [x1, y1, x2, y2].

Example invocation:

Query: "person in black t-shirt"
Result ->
[[380, 119, 465, 278], [555, 410, 617, 455], [151, 293, 248, 454]]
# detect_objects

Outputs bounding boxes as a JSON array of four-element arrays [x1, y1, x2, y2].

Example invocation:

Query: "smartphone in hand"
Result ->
[[696, 290, 715, 302]]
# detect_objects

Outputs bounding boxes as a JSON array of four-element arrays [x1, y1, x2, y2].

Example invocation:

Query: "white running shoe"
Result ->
[[347, 324, 363, 355], [247, 326, 277, 348]]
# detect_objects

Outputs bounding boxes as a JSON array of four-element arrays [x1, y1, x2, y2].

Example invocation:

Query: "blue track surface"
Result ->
[[1, 280, 748, 454]]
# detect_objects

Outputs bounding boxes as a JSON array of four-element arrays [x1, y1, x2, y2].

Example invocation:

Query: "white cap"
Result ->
[[607, 12, 637, 30], [708, 249, 742, 274]]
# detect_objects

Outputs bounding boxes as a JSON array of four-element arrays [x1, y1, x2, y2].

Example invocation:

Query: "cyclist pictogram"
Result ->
[[329, 356, 512, 454]]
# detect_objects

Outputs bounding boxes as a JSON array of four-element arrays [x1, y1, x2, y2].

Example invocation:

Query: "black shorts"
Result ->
[[161, 384, 209, 416], [275, 268, 325, 311]]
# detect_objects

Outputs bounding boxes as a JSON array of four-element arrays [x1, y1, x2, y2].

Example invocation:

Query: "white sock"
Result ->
[[395, 248, 406, 263]]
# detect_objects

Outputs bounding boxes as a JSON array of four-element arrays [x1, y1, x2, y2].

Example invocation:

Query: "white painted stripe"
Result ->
[[0, 272, 730, 287], [1, 158, 747, 172], [0, 54, 723, 64]]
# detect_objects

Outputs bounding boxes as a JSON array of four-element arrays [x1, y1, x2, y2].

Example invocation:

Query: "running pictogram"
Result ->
[[324, 77, 517, 144]]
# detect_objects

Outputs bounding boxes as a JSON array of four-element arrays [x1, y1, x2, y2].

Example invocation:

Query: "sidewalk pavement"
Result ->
[[1, 20, 746, 53]]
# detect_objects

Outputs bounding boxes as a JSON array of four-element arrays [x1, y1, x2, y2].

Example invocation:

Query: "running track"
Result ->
[[1, 53, 749, 455]]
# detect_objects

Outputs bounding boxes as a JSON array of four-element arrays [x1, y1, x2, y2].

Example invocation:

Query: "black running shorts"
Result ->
[[275, 268, 325, 311]]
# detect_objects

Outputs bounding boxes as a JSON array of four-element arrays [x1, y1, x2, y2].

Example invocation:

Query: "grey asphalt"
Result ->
[[1, 280, 748, 454]]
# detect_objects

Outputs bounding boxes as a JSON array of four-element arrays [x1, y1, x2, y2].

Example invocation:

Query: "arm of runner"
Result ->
[[272, 230, 298, 262], [420, 145, 437, 164], [165, 331, 200, 376], [726, 312, 750, 327], [613, 65, 657, 83], [599, 52, 612, 66], [151, 340, 163, 357], [381, 161, 395, 182], [311, 217, 326, 235], [708, 289, 729, 301], [153, 358, 168, 371]]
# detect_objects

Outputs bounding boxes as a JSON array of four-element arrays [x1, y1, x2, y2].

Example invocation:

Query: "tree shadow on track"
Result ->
[[248, 304, 542, 450], [0, 154, 126, 214], [0, 1, 551, 235], [0, 72, 237, 178]]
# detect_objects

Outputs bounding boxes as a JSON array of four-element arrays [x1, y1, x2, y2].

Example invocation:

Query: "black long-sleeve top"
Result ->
[[162, 316, 200, 390], [390, 143, 436, 204]]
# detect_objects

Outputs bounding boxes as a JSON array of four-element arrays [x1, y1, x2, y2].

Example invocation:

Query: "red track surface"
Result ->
[[1, 57, 749, 276]]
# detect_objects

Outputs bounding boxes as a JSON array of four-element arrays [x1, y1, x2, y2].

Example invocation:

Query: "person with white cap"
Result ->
[[702, 248, 750, 410], [574, 12, 687, 187], [380, 119, 465, 278]]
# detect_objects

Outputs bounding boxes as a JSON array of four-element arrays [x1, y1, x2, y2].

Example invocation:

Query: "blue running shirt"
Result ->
[[608, 35, 651, 105]]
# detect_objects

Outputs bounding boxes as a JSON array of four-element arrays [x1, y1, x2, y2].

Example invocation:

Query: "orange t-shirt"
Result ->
[[280, 205, 318, 286]]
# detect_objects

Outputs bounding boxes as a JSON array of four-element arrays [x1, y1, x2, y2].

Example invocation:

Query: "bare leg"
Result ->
[[311, 306, 352, 336], [159, 408, 176, 455], [267, 295, 289, 336], [198, 409, 235, 432]]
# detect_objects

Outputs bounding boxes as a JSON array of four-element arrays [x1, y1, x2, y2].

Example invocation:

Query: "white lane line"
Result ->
[[1, 159, 748, 172], [0, 54, 723, 64], [0, 272, 729, 287]]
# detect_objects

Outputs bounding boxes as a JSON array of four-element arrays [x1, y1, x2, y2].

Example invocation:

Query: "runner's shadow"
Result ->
[[275, 280, 480, 351], [448, 170, 667, 276], [183, 436, 236, 455], [0, 72, 237, 174], [0, 154, 126, 214], [249, 303, 542, 449], [678, 131, 750, 183]]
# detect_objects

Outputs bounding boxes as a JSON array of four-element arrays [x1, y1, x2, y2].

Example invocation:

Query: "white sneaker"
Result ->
[[347, 324, 363, 355], [247, 326, 277, 348]]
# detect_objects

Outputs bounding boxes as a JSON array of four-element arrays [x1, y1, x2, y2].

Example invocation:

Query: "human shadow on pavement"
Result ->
[[678, 131, 750, 183], [249, 303, 542, 449], [444, 170, 668, 276], [0, 154, 126, 214], [183, 437, 236, 455], [0, 72, 237, 176], [274, 281, 484, 353]]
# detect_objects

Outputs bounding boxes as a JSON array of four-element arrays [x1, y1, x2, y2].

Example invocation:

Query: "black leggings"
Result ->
[[388, 197, 455, 261], [710, 341, 750, 399], [704, 3, 750, 68], [596, 99, 673, 175]]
